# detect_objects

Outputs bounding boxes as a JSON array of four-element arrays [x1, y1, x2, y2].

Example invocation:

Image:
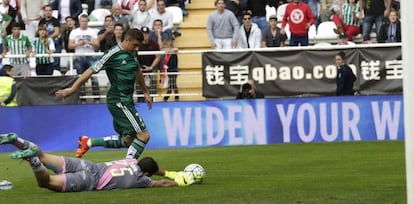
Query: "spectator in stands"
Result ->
[[165, 0, 188, 16], [304, 0, 320, 26], [150, 19, 173, 48], [51, 0, 83, 26], [224, 0, 244, 24], [32, 26, 56, 75], [0, 0, 17, 35], [336, 32, 355, 45], [146, 0, 158, 13], [130, 0, 151, 30], [335, 51, 356, 96], [207, 0, 239, 49], [97, 15, 115, 52], [236, 79, 265, 99], [0, 9, 12, 66], [99, 0, 114, 10], [62, 16, 76, 53], [117, 0, 138, 15], [103, 23, 124, 51], [319, 0, 344, 23], [158, 39, 179, 102], [112, 3, 130, 32], [19, 0, 48, 41], [0, 65, 17, 107], [39, 5, 62, 72], [150, 0, 175, 37], [377, 9, 401, 43], [246, 0, 279, 33], [68, 14, 100, 103], [262, 15, 287, 47], [2, 22, 32, 77], [281, 0, 315, 46], [359, 0, 392, 43], [81, 0, 95, 14], [236, 12, 262, 49], [332, 0, 361, 42], [137, 26, 160, 102]]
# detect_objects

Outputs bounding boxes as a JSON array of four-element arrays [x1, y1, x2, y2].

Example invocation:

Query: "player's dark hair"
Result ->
[[337, 51, 346, 60], [138, 157, 159, 176], [123, 28, 144, 42]]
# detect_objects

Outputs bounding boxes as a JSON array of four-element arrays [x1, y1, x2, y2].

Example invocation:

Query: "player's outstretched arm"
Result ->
[[55, 68, 94, 98], [150, 172, 194, 187]]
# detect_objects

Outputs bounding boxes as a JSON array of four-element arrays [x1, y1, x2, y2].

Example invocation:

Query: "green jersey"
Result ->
[[91, 44, 140, 104], [0, 13, 12, 44]]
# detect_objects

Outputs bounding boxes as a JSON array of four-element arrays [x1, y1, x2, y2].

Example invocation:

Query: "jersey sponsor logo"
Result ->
[[290, 8, 305, 24]]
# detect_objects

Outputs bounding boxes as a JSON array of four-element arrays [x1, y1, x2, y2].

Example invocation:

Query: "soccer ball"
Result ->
[[184, 163, 205, 184]]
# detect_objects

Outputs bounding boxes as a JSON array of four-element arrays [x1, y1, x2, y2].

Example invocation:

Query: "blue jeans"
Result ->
[[290, 34, 309, 46], [74, 56, 100, 97], [251, 16, 268, 33], [362, 15, 384, 41]]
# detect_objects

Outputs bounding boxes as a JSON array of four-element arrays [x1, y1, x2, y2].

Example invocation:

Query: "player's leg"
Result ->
[[75, 103, 129, 158], [0, 132, 35, 150], [117, 103, 149, 159], [9, 143, 64, 191]]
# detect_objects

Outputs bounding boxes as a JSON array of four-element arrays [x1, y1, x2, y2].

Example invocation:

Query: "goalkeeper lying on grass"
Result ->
[[0, 133, 194, 192]]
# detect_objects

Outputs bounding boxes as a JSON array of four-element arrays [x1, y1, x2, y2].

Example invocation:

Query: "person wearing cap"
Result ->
[[261, 14, 287, 47], [137, 26, 160, 102], [0, 65, 17, 107]]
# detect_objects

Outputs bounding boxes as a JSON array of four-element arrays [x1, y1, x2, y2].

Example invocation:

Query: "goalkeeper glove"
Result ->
[[164, 170, 178, 179], [174, 171, 195, 187]]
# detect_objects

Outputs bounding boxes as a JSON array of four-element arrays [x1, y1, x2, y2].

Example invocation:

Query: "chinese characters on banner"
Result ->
[[202, 45, 402, 98]]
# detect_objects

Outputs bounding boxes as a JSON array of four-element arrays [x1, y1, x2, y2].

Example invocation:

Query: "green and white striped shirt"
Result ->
[[0, 13, 12, 44], [3, 34, 31, 65], [32, 37, 55, 64], [342, 3, 360, 26]]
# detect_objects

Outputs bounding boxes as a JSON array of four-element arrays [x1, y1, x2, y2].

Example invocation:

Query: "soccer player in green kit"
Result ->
[[55, 28, 153, 160]]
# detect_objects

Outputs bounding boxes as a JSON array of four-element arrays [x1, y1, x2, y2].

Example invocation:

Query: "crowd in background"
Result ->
[[208, 0, 401, 49], [0, 0, 403, 106]]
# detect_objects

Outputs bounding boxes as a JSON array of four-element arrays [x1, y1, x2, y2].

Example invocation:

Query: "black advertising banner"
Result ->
[[202, 45, 402, 98], [16, 76, 79, 106]]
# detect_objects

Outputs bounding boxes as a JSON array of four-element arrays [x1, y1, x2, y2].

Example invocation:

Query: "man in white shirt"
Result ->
[[130, 0, 151, 29], [20, 0, 49, 41], [149, 0, 174, 36], [68, 14, 100, 103]]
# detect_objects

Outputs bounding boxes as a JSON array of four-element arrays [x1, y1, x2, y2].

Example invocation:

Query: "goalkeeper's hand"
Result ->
[[164, 170, 178, 179], [174, 171, 195, 187]]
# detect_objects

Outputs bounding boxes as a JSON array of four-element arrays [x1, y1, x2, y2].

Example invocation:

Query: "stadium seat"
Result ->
[[313, 42, 332, 47], [89, 8, 111, 22], [165, 6, 183, 25], [52, 10, 58, 19], [315, 21, 337, 40], [276, 3, 287, 22], [308, 24, 317, 41], [265, 5, 276, 21], [53, 70, 62, 76]]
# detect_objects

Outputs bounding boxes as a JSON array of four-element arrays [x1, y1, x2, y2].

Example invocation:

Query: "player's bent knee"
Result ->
[[137, 130, 150, 143]]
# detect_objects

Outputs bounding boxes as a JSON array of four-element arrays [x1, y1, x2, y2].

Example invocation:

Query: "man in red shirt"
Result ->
[[281, 0, 315, 46]]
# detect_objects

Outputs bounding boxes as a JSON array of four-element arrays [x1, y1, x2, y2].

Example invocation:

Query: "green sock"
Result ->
[[126, 138, 146, 159], [91, 135, 124, 148]]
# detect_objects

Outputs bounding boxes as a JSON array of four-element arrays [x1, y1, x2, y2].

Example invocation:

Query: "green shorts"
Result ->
[[107, 102, 147, 137]]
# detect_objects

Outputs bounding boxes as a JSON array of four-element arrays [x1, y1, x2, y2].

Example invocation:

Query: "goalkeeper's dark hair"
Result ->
[[138, 157, 159, 177]]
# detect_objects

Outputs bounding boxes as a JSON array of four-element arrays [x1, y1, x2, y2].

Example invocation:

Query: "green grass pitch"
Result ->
[[0, 141, 406, 204]]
